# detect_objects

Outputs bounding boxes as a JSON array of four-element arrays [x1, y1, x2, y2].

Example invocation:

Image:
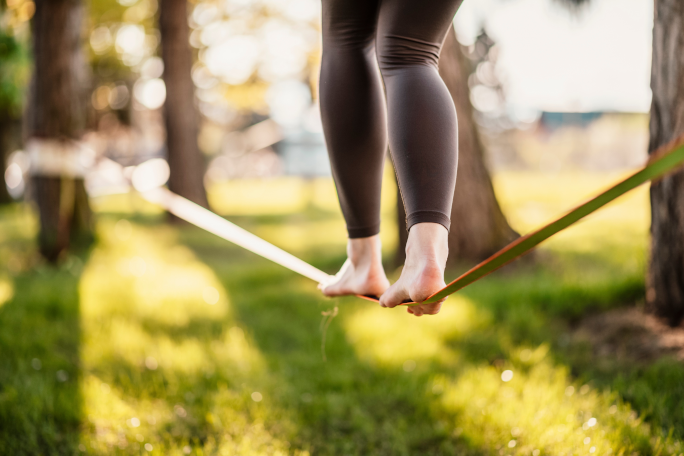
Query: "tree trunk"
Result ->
[[26, 0, 93, 262], [396, 26, 519, 266], [159, 0, 209, 212], [646, 0, 684, 326], [0, 113, 20, 204]]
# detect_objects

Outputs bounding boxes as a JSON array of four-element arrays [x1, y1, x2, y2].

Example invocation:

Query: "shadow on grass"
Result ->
[[0, 267, 83, 454]]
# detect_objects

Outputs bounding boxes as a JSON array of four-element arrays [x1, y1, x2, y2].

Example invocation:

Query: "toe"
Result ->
[[411, 300, 443, 315], [422, 301, 443, 315], [379, 282, 410, 308], [321, 280, 344, 297]]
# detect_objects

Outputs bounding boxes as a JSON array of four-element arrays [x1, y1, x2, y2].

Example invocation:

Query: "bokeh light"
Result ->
[[133, 78, 166, 110], [131, 158, 170, 192], [116, 24, 146, 66], [266, 80, 311, 128]]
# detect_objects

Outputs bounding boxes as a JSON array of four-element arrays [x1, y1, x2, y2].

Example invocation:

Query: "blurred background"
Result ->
[[5, 0, 684, 454]]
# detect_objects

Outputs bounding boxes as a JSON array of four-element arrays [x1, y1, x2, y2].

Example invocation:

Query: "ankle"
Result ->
[[405, 223, 449, 266], [347, 235, 383, 267]]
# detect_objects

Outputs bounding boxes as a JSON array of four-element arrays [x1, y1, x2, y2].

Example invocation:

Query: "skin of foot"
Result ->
[[379, 222, 448, 316], [319, 234, 390, 298]]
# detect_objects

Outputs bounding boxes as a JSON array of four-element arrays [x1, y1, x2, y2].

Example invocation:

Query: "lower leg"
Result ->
[[319, 1, 389, 296], [321, 235, 390, 297], [319, 46, 389, 296], [374, 8, 461, 312], [320, 0, 387, 239], [376, 69, 457, 313], [320, 45, 388, 238], [379, 223, 448, 315]]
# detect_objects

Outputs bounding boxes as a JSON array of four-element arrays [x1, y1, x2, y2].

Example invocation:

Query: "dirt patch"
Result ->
[[575, 306, 684, 362]]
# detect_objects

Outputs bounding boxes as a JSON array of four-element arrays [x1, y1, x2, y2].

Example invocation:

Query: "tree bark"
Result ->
[[26, 0, 93, 262], [396, 26, 519, 266], [159, 0, 209, 211], [646, 0, 684, 326]]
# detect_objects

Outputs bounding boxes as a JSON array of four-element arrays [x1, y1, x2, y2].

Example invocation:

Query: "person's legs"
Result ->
[[319, 0, 390, 297], [376, 0, 464, 314]]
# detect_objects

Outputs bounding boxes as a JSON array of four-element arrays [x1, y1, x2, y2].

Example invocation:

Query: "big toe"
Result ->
[[379, 282, 410, 308], [321, 281, 347, 297]]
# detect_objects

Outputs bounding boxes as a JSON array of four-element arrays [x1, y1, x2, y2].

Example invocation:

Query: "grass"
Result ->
[[1, 170, 684, 455]]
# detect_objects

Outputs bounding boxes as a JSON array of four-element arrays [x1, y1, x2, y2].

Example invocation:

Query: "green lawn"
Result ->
[[1, 171, 684, 455]]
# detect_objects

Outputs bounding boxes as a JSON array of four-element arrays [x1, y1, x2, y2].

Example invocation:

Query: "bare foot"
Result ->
[[320, 235, 390, 298], [379, 223, 448, 316]]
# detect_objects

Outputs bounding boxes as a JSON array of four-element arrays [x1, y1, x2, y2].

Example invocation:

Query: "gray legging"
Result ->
[[319, 0, 464, 238]]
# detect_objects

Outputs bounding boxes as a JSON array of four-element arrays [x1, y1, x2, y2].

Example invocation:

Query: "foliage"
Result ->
[[0, 0, 33, 117], [86, 0, 160, 122], [1, 173, 683, 454], [0, 26, 30, 117]]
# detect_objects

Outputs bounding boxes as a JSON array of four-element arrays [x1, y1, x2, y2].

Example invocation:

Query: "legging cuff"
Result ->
[[407, 211, 451, 232], [347, 223, 381, 239]]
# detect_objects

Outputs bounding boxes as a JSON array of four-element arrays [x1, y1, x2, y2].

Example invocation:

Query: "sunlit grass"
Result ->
[[0, 276, 13, 308], [208, 165, 398, 218], [0, 203, 37, 274], [207, 165, 399, 258], [341, 295, 678, 455], [2, 170, 684, 455], [494, 170, 649, 265], [344, 295, 488, 366], [77, 220, 301, 454], [435, 360, 670, 456], [89, 193, 163, 216]]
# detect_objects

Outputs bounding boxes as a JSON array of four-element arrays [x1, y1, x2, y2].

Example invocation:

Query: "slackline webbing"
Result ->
[[141, 187, 332, 284], [138, 136, 684, 307]]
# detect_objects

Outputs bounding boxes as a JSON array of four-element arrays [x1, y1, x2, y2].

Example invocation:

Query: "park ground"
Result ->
[[2, 169, 684, 455]]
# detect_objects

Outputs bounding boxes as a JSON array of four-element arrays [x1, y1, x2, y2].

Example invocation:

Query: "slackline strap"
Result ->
[[141, 187, 333, 284], [140, 136, 684, 307], [419, 136, 684, 305]]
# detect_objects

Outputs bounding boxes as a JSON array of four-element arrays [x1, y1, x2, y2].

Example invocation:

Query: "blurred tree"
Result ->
[[26, 0, 93, 261], [159, 0, 208, 210], [646, 0, 684, 326], [0, 29, 26, 203], [0, 2, 31, 204], [396, 26, 519, 266]]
